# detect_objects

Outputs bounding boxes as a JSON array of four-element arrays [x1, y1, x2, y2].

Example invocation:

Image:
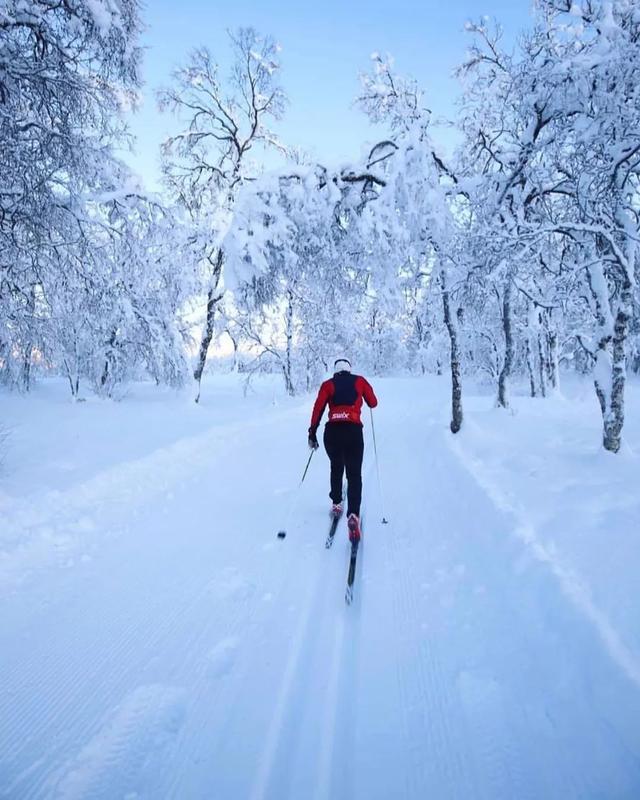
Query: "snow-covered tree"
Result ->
[[224, 164, 359, 393], [357, 53, 466, 431], [0, 0, 143, 389], [158, 28, 287, 401], [536, 0, 640, 452]]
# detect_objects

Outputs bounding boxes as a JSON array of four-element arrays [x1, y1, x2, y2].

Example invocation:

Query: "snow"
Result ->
[[1, 374, 640, 798], [249, 50, 278, 75], [85, 0, 117, 36], [451, 378, 640, 685]]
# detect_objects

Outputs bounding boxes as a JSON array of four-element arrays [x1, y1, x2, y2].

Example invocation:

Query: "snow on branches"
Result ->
[[2, 3, 639, 453]]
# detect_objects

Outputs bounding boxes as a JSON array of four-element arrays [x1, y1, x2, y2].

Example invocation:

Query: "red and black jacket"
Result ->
[[310, 371, 378, 429]]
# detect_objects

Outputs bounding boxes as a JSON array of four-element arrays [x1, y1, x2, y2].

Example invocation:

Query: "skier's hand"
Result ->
[[308, 426, 319, 450]]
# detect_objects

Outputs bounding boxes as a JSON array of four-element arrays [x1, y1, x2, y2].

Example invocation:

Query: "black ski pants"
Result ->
[[323, 422, 364, 517]]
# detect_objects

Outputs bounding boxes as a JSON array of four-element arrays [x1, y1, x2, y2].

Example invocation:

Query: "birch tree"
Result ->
[[158, 28, 287, 401], [0, 0, 143, 388]]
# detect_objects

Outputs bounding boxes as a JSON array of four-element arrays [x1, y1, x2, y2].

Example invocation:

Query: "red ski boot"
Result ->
[[347, 513, 361, 543], [331, 502, 343, 519]]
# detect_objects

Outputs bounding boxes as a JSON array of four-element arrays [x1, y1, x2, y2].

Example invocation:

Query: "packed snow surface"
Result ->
[[1, 375, 640, 799]]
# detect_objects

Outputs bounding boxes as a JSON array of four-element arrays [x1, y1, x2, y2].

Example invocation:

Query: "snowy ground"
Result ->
[[1, 374, 640, 799]]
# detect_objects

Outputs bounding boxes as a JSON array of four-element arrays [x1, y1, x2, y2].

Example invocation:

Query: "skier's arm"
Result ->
[[361, 378, 378, 409], [310, 380, 332, 430]]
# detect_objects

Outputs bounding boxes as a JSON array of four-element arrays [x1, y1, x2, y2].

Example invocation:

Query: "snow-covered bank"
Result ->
[[1, 375, 639, 799], [0, 376, 301, 594], [0, 376, 293, 500], [451, 380, 640, 687]]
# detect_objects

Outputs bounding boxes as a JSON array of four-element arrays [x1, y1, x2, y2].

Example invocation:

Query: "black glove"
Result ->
[[308, 425, 319, 450]]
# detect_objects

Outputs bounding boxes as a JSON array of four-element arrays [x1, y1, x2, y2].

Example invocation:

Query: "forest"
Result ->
[[2, 0, 639, 452]]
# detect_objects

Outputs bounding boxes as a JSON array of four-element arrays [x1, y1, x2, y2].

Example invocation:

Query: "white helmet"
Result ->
[[334, 358, 352, 373]]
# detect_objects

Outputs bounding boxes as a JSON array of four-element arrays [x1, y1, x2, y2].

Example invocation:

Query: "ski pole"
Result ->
[[300, 447, 315, 485], [370, 407, 389, 524], [277, 448, 316, 539]]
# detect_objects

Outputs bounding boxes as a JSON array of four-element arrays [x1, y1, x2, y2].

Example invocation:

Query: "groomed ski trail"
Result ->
[[1, 379, 640, 799]]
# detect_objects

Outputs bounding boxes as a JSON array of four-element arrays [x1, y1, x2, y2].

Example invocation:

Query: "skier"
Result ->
[[308, 358, 378, 542]]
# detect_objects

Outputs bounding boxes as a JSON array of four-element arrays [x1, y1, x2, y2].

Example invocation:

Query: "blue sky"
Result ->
[[125, 1, 535, 190]]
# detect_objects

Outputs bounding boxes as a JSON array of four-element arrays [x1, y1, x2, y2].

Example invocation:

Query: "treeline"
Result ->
[[1, 1, 639, 452]]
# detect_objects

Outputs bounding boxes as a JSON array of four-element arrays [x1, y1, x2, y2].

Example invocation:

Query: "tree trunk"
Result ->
[[21, 286, 36, 392], [537, 333, 547, 398], [194, 250, 224, 403], [22, 345, 33, 392], [63, 360, 76, 398], [281, 363, 295, 396], [225, 329, 239, 373], [525, 337, 537, 398], [587, 253, 630, 453], [441, 268, 463, 434], [371, 309, 380, 376], [546, 324, 559, 390], [231, 338, 239, 373], [100, 329, 118, 394], [598, 183, 637, 452], [283, 289, 295, 397], [63, 340, 81, 399], [599, 290, 631, 453], [305, 355, 312, 393], [496, 278, 513, 409]]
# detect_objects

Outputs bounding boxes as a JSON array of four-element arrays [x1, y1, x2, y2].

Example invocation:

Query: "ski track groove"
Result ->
[[248, 534, 340, 800], [313, 607, 347, 800], [240, 483, 364, 800], [317, 527, 365, 800]]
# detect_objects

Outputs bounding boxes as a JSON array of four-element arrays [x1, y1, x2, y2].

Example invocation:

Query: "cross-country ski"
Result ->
[[345, 541, 359, 605], [325, 507, 342, 549]]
